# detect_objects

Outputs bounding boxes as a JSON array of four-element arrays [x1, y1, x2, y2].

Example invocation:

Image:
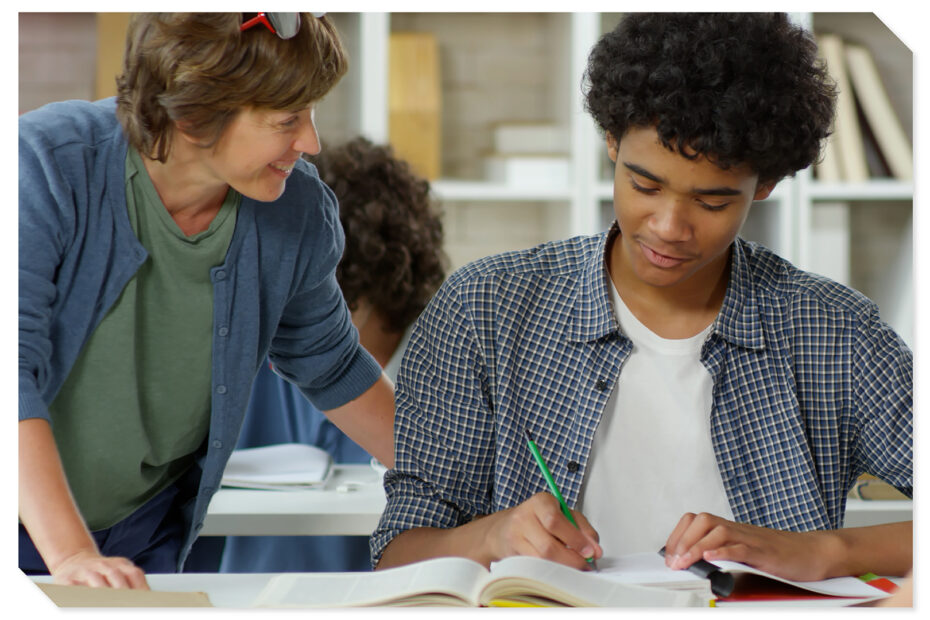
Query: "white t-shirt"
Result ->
[[577, 280, 734, 556]]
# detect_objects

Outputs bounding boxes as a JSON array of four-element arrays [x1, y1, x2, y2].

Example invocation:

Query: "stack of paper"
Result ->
[[221, 443, 333, 490]]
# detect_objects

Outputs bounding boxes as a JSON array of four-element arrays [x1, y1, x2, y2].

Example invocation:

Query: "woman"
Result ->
[[215, 137, 447, 573], [18, 13, 394, 589]]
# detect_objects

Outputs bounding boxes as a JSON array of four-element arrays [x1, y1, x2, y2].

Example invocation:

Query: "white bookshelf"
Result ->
[[319, 12, 913, 346]]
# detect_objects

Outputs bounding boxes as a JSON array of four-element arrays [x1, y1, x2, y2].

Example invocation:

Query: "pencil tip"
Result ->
[[524, 429, 533, 442]]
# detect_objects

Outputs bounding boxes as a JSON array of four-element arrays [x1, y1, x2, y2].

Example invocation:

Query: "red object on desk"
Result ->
[[859, 576, 898, 594], [715, 572, 896, 603]]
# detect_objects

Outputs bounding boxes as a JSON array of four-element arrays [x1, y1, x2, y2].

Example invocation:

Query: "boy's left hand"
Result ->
[[662, 512, 835, 581]]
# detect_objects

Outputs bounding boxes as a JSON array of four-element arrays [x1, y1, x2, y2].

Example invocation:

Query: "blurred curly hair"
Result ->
[[584, 13, 836, 183], [307, 137, 447, 333]]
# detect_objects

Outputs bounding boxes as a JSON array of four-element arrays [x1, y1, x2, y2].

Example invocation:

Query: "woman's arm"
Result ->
[[323, 372, 396, 468], [19, 418, 148, 589]]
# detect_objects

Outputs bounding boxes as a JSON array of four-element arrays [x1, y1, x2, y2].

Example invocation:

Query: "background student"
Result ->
[[19, 13, 394, 589], [371, 13, 912, 580], [192, 137, 447, 573]]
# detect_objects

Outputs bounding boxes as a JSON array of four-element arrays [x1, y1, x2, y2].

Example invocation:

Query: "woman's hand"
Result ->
[[51, 549, 149, 589]]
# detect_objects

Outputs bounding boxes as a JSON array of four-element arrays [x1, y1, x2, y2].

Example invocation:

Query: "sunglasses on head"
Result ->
[[240, 12, 301, 39]]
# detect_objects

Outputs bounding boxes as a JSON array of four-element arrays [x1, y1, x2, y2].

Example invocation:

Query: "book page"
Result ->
[[252, 557, 490, 607], [485, 556, 706, 607], [596, 552, 889, 600], [596, 553, 708, 588]]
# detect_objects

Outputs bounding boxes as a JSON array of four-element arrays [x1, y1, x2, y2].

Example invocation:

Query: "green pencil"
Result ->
[[524, 429, 598, 571]]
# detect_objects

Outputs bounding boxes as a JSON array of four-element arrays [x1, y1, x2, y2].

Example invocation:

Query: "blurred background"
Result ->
[[18, 12, 914, 347]]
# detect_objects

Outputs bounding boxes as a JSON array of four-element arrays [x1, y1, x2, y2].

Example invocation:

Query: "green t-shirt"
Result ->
[[48, 148, 240, 530]]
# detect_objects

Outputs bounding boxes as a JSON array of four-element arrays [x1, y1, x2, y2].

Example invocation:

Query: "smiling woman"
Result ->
[[19, 12, 397, 591]]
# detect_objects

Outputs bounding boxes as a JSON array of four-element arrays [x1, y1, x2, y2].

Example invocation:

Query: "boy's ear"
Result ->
[[606, 132, 619, 163], [753, 180, 777, 201]]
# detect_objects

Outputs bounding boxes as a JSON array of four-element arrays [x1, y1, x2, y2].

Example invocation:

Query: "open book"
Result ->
[[253, 555, 708, 607], [220, 443, 332, 490], [596, 553, 893, 604]]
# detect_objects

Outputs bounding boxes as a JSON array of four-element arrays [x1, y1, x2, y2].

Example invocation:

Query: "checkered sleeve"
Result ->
[[850, 303, 913, 497], [370, 276, 498, 566]]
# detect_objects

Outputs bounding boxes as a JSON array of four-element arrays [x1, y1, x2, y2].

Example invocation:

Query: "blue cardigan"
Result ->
[[18, 98, 382, 569]]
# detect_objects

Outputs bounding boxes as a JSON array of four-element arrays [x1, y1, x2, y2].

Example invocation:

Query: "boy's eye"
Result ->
[[629, 177, 658, 194], [698, 200, 730, 212]]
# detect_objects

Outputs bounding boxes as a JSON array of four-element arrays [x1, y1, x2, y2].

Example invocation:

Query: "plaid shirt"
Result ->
[[371, 229, 913, 565]]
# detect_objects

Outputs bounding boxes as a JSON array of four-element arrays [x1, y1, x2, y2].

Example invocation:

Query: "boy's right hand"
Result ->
[[51, 549, 149, 590], [483, 492, 602, 569]]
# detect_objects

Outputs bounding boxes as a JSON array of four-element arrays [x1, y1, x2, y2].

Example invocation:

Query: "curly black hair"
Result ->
[[307, 137, 447, 333], [584, 13, 836, 183]]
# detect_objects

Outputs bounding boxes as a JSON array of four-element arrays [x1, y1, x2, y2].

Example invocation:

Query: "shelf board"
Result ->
[[431, 179, 573, 202], [807, 180, 913, 201]]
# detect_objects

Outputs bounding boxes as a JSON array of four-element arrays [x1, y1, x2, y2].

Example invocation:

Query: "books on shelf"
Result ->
[[844, 43, 913, 180], [815, 33, 912, 182], [817, 33, 868, 183], [482, 121, 570, 187], [483, 153, 570, 187], [220, 443, 332, 490], [389, 32, 442, 180], [491, 121, 567, 154]]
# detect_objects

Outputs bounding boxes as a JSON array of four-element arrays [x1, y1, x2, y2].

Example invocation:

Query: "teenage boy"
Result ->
[[372, 13, 912, 581]]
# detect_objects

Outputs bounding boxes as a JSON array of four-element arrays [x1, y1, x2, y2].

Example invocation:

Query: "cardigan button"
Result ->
[[595, 379, 608, 391], [567, 461, 580, 473]]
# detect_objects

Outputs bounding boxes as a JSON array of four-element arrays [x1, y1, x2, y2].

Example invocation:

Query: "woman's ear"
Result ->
[[173, 120, 202, 146], [606, 132, 619, 163]]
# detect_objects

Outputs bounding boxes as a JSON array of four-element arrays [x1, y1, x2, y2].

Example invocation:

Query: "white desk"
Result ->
[[30, 573, 893, 608], [202, 464, 911, 537], [844, 499, 912, 528], [30, 573, 273, 608], [202, 464, 386, 536]]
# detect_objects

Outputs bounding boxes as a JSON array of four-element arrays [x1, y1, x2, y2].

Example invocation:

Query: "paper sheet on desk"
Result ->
[[221, 443, 332, 490], [594, 552, 890, 600]]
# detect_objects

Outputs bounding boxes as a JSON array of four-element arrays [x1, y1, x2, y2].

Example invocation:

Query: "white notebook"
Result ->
[[221, 443, 333, 490]]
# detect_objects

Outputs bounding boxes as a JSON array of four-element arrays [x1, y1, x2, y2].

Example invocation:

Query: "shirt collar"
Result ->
[[566, 225, 621, 344], [714, 237, 766, 351], [566, 226, 764, 350]]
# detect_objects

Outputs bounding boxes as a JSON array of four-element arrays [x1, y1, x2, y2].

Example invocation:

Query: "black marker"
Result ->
[[658, 546, 735, 597]]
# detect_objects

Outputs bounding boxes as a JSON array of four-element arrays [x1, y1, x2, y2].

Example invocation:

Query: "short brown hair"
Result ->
[[116, 13, 348, 162]]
